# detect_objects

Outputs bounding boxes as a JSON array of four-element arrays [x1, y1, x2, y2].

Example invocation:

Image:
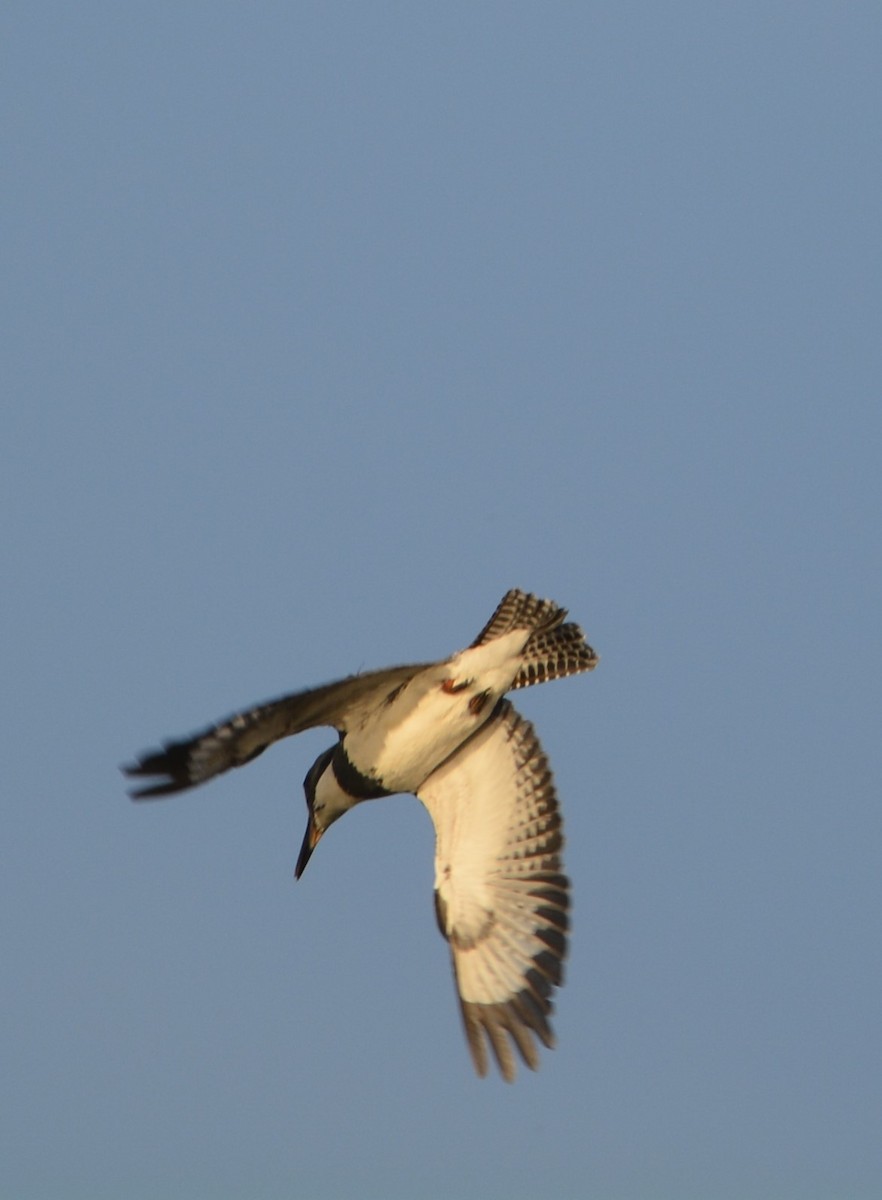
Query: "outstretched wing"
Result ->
[[124, 662, 432, 798], [417, 700, 569, 1082]]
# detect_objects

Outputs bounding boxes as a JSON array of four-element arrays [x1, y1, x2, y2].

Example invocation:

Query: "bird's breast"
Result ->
[[345, 636, 527, 794]]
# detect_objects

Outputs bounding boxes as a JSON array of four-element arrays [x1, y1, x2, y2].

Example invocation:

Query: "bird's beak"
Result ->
[[294, 815, 322, 879]]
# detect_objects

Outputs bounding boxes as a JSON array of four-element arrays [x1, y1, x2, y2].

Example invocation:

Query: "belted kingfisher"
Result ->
[[124, 589, 598, 1081]]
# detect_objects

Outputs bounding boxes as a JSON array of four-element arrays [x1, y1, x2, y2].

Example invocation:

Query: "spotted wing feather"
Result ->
[[417, 700, 569, 1082]]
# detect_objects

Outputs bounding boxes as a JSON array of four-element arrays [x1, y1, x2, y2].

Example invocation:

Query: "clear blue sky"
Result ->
[[3, 4, 880, 1198]]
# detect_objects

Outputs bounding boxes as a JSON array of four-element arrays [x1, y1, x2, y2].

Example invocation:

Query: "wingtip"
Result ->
[[121, 761, 150, 801], [121, 760, 189, 800]]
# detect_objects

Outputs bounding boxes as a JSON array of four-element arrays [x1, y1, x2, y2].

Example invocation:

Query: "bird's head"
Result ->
[[295, 745, 352, 879]]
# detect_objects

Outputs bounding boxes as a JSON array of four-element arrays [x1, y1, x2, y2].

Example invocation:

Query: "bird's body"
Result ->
[[331, 630, 533, 792], [125, 589, 598, 1081]]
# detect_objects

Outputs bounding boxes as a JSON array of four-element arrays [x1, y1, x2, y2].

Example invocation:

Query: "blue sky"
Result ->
[[3, 4, 880, 1198]]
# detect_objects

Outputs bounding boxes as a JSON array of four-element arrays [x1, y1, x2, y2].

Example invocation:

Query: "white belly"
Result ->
[[345, 631, 529, 793]]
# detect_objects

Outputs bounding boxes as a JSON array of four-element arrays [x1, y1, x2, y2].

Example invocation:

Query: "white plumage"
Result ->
[[420, 701, 567, 1080]]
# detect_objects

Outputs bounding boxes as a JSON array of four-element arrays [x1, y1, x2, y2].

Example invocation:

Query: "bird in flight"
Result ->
[[124, 589, 598, 1081]]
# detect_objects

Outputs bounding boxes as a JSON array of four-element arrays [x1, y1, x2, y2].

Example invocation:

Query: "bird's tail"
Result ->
[[471, 589, 599, 689], [471, 589, 567, 645], [510, 621, 598, 689]]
